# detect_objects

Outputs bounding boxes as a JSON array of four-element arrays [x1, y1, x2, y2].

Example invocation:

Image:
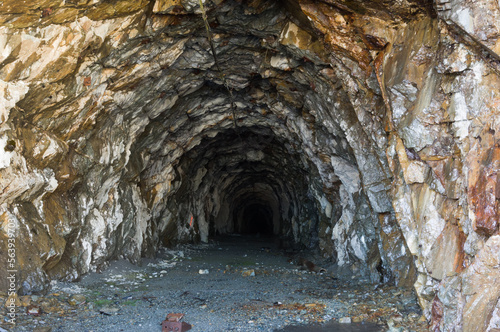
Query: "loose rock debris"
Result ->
[[2, 237, 428, 331], [161, 313, 192, 332]]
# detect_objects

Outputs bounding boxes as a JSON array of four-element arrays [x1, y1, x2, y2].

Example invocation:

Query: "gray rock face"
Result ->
[[0, 0, 499, 330]]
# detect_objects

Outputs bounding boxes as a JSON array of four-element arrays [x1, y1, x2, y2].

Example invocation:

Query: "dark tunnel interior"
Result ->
[[237, 203, 274, 235]]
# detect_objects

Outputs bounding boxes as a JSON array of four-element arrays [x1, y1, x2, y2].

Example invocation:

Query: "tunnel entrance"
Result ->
[[3, 0, 492, 328], [127, 0, 392, 282]]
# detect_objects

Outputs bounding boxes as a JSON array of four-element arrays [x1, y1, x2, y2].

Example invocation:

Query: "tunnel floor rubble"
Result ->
[[3, 236, 428, 332]]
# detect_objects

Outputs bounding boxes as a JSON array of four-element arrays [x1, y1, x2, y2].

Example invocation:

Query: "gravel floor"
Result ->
[[3, 235, 428, 332]]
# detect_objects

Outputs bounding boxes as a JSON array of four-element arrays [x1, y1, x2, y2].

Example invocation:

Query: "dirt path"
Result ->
[[4, 235, 427, 331]]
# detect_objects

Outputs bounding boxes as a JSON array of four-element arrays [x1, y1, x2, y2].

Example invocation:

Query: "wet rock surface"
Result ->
[[2, 236, 426, 331]]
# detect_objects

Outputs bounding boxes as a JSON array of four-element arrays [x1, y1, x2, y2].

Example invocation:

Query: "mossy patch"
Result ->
[[94, 299, 113, 307], [122, 299, 138, 306]]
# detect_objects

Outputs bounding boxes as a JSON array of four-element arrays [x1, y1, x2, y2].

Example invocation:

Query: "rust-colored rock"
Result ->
[[83, 77, 91, 86], [42, 8, 53, 18], [298, 0, 374, 74], [470, 145, 500, 237], [431, 296, 443, 332]]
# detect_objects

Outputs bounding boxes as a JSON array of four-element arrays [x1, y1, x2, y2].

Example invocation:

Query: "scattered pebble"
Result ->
[[241, 269, 255, 277], [68, 294, 86, 306], [99, 306, 120, 315]]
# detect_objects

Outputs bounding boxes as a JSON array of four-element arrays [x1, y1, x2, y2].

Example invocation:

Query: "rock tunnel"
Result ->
[[1, 0, 500, 330]]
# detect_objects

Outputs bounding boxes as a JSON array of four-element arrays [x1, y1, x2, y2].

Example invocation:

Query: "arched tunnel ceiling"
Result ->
[[129, 1, 356, 252], [1, 0, 500, 329]]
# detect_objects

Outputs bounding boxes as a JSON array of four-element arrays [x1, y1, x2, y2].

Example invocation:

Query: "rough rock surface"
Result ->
[[0, 0, 499, 330]]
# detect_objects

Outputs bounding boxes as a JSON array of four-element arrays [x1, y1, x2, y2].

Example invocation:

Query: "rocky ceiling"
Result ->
[[1, 0, 500, 330]]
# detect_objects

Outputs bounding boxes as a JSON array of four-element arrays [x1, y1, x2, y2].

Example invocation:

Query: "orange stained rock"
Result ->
[[470, 144, 500, 237]]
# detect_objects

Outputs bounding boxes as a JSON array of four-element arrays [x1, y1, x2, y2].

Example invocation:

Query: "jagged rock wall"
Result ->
[[382, 13, 500, 332], [295, 0, 500, 329], [0, 0, 389, 293], [0, 0, 499, 330]]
